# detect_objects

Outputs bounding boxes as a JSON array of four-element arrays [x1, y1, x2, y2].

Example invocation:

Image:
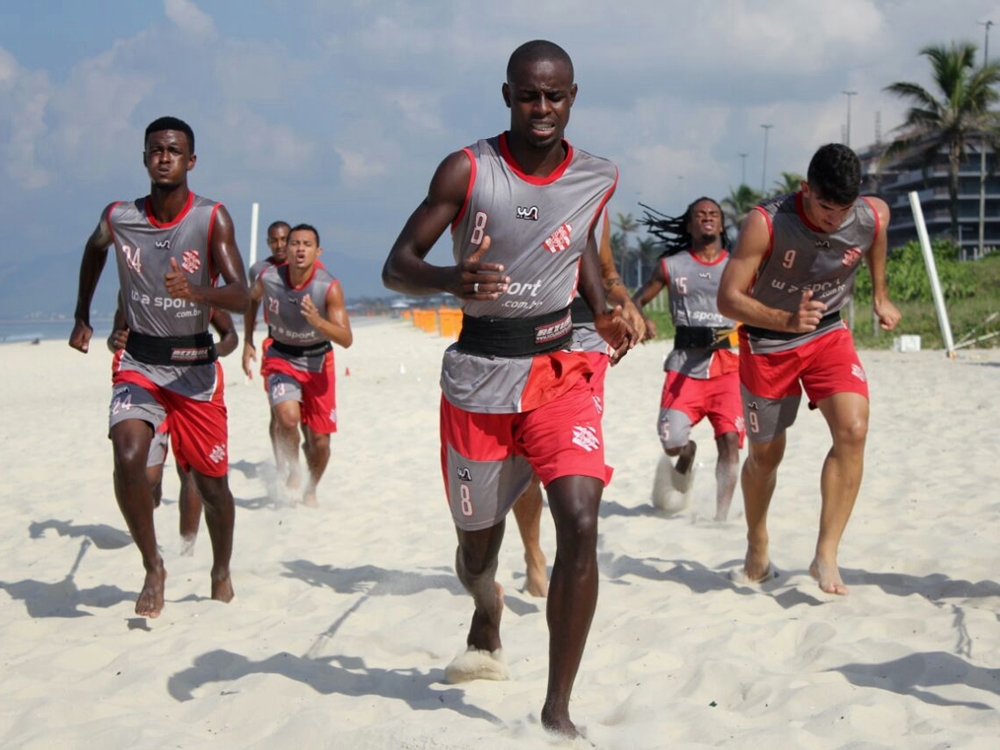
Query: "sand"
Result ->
[[1, 320, 999, 749]]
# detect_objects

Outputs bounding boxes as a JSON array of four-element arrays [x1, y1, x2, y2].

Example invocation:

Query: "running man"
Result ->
[[717, 143, 901, 595], [249, 224, 353, 506], [382, 40, 637, 737], [108, 304, 239, 555], [511, 207, 645, 597], [632, 197, 744, 520], [69, 116, 249, 617], [243, 220, 291, 479]]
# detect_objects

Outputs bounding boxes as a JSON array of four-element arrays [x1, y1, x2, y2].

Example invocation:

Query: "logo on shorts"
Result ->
[[592, 394, 603, 415], [329, 409, 337, 423], [456, 467, 472, 481], [851, 363, 867, 382], [735, 416, 745, 433], [209, 444, 226, 464], [571, 425, 601, 453], [181, 249, 201, 274]]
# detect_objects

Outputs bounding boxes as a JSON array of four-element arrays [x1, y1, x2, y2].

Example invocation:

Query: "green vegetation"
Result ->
[[637, 241, 1000, 351]]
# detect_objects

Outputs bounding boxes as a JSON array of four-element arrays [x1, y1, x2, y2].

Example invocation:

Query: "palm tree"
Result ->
[[884, 41, 1000, 240], [613, 212, 640, 287], [721, 184, 764, 234], [771, 171, 805, 197]]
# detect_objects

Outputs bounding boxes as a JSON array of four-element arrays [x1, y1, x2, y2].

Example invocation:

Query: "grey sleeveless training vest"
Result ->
[[261, 263, 338, 372], [748, 192, 878, 354], [663, 249, 735, 378], [110, 193, 219, 338], [441, 133, 618, 413]]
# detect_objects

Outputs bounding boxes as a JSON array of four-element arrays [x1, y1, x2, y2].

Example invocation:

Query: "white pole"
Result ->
[[908, 191, 956, 358], [249, 202, 260, 269]]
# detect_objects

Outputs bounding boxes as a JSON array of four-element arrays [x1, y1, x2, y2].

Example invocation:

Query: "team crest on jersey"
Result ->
[[542, 223, 573, 253], [182, 249, 201, 273], [842, 247, 862, 267], [516, 205, 539, 221], [121, 244, 142, 274]]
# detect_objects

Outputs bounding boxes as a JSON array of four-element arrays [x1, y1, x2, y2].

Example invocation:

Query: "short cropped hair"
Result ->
[[267, 220, 291, 234], [507, 40, 573, 82], [289, 223, 320, 246], [806, 143, 861, 206], [145, 116, 195, 154]]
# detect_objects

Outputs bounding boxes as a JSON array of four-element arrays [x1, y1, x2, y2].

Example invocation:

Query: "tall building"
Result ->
[[859, 139, 1000, 260]]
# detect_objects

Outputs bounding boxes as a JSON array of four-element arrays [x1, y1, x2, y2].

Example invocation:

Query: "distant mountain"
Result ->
[[0, 248, 389, 319]]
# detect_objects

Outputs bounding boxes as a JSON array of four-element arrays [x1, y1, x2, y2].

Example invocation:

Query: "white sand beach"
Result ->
[[1, 319, 999, 749]]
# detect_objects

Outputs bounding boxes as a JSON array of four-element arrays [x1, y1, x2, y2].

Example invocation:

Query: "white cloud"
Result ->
[[164, 0, 217, 39], [335, 146, 386, 182]]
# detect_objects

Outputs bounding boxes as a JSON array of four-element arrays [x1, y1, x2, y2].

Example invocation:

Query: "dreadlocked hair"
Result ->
[[639, 197, 729, 258]]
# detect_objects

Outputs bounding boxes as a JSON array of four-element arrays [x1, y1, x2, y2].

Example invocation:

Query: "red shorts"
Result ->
[[740, 327, 868, 442], [112, 368, 229, 477], [262, 352, 337, 434], [660, 369, 745, 444], [585, 351, 609, 414], [439, 377, 611, 531], [740, 327, 868, 404]]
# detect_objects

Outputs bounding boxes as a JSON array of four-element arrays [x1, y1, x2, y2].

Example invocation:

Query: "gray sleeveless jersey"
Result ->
[[747, 192, 878, 353], [110, 193, 219, 337], [261, 263, 338, 372], [109, 193, 223, 398], [441, 135, 617, 413], [249, 258, 278, 285], [662, 250, 736, 379]]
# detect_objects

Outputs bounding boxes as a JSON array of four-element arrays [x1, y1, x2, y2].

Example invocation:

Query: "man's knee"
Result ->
[[273, 406, 301, 432], [832, 415, 868, 449], [747, 439, 784, 474]]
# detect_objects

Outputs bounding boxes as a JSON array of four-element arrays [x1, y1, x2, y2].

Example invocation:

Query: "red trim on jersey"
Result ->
[[794, 191, 827, 234], [687, 248, 729, 266], [106, 201, 121, 244], [144, 191, 195, 229], [287, 263, 318, 291], [660, 257, 670, 286], [860, 196, 880, 246], [750, 206, 775, 291], [207, 203, 220, 281], [451, 148, 477, 232], [587, 168, 618, 236], [498, 132, 572, 185]]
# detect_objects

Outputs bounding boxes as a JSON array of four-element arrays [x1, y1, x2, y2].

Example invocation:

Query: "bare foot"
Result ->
[[810, 556, 848, 595], [742, 543, 771, 583], [136, 562, 166, 618], [302, 489, 318, 508], [541, 704, 580, 739], [180, 534, 196, 557], [211, 571, 235, 603], [468, 582, 504, 652], [524, 551, 548, 598]]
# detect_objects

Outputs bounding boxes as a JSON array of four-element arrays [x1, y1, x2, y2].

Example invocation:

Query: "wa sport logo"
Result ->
[[516, 205, 539, 221]]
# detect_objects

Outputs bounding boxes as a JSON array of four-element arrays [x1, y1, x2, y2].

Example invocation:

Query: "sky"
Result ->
[[2, 0, 998, 316]]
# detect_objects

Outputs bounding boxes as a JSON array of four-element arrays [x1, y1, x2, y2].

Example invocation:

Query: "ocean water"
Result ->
[[0, 319, 114, 345], [0, 314, 388, 345]]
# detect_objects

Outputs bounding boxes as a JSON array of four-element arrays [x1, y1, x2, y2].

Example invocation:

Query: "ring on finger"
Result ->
[[473, 282, 479, 294]]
